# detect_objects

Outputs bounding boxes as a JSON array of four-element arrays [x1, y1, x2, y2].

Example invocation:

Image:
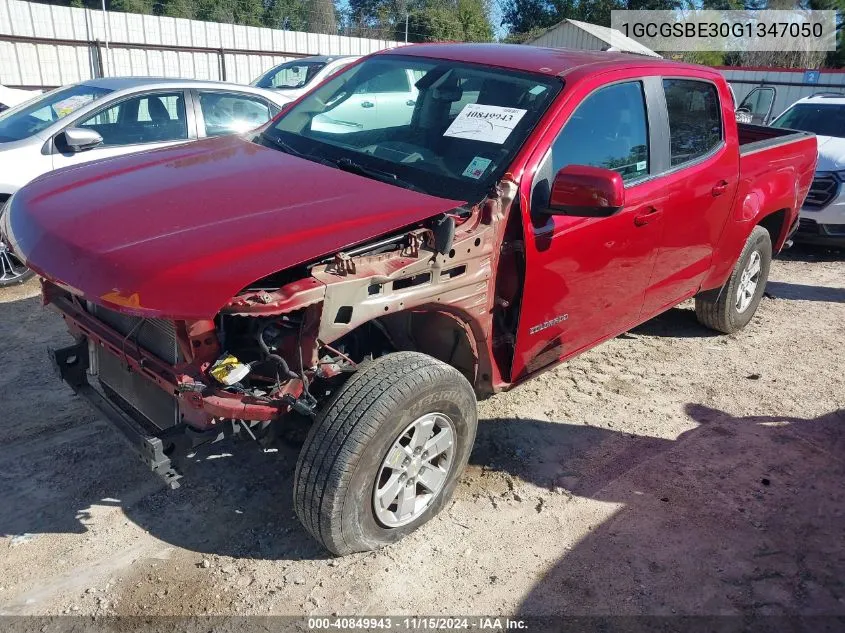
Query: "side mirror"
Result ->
[[547, 165, 625, 217], [55, 128, 103, 153]]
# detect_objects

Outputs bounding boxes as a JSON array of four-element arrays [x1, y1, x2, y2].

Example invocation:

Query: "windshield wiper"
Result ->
[[260, 132, 306, 158], [261, 134, 427, 193], [260, 133, 337, 167], [332, 157, 426, 194]]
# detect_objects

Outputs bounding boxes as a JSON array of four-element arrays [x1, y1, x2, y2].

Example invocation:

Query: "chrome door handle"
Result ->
[[361, 101, 374, 108]]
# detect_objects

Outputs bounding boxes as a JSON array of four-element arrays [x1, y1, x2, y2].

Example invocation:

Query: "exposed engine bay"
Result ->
[[45, 178, 523, 479], [210, 183, 519, 427]]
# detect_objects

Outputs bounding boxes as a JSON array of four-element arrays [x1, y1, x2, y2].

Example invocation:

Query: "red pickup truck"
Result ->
[[2, 44, 816, 555]]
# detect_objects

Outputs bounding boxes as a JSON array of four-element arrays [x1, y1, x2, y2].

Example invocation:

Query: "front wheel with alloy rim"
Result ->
[[0, 240, 34, 287], [293, 351, 477, 555], [695, 225, 772, 334]]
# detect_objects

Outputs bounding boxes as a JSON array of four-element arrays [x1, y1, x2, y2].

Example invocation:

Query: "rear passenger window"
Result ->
[[198, 91, 275, 137], [663, 79, 722, 166], [550, 81, 649, 183]]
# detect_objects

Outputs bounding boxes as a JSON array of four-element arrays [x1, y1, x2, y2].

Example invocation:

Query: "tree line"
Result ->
[[37, 0, 493, 43]]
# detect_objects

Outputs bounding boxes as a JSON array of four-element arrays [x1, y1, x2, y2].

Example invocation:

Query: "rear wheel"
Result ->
[[293, 351, 477, 555], [695, 225, 772, 333]]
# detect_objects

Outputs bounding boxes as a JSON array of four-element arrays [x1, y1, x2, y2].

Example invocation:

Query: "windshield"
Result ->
[[771, 103, 845, 138], [0, 84, 112, 143], [260, 55, 561, 202], [253, 61, 328, 90]]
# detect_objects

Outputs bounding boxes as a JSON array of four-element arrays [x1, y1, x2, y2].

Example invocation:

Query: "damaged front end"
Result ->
[[46, 183, 517, 486]]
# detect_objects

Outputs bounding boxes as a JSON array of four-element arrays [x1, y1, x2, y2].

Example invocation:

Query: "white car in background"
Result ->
[[251, 55, 359, 102], [0, 85, 40, 113], [0, 77, 290, 286], [308, 66, 485, 135], [770, 93, 845, 247]]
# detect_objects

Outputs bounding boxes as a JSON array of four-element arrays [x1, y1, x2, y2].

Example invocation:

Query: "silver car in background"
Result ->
[[0, 77, 291, 286]]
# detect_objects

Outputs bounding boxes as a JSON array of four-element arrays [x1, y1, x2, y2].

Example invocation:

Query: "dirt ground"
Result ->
[[0, 245, 843, 618]]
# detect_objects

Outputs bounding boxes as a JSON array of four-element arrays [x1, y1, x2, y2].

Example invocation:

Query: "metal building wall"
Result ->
[[0, 0, 400, 89], [527, 22, 605, 51], [719, 67, 845, 120]]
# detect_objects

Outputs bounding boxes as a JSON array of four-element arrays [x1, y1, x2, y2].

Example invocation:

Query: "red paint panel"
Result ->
[[10, 135, 461, 319], [701, 134, 816, 291], [639, 79, 741, 317]]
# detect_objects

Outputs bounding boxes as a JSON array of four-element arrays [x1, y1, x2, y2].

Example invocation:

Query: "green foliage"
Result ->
[[501, 0, 637, 32], [500, 0, 555, 34], [405, 0, 492, 42], [109, 0, 155, 13], [263, 0, 308, 30], [344, 0, 492, 41], [672, 50, 727, 65], [806, 0, 845, 68], [307, 0, 338, 34], [32, 0, 338, 32], [159, 0, 196, 19]]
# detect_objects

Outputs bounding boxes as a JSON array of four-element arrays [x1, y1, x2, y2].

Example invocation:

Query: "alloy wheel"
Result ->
[[372, 412, 455, 528]]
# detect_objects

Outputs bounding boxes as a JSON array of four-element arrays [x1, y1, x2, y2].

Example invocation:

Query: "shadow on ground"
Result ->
[[628, 307, 718, 339], [3, 289, 845, 612], [472, 407, 845, 615], [0, 292, 328, 561], [766, 281, 845, 303]]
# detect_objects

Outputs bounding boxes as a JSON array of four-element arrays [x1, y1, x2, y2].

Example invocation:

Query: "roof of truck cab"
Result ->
[[380, 43, 715, 80]]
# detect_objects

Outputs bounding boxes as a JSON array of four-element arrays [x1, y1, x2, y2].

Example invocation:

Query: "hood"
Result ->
[[7, 135, 462, 319], [815, 135, 845, 172]]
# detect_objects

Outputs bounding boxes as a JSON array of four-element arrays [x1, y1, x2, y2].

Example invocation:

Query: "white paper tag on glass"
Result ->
[[462, 156, 493, 179], [444, 104, 528, 145], [636, 161, 647, 171]]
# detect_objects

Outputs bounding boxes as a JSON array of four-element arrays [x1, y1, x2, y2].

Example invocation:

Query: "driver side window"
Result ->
[[550, 81, 649, 183], [531, 81, 649, 214]]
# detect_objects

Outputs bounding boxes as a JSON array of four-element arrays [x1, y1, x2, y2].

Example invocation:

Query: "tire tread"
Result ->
[[695, 226, 771, 334], [293, 352, 473, 555]]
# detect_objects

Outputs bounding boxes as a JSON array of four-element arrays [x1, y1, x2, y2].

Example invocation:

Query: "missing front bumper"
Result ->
[[49, 341, 219, 489]]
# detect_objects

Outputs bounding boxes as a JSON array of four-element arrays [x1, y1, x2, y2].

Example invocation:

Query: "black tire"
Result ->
[[294, 351, 477, 555], [695, 225, 772, 334]]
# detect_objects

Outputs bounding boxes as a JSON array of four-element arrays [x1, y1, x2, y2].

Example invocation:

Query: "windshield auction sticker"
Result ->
[[444, 104, 527, 145]]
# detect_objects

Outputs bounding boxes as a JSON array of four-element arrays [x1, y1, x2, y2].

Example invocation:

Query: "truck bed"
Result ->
[[738, 122, 814, 155], [700, 120, 817, 291]]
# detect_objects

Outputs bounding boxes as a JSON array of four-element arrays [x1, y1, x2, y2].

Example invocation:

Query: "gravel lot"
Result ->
[[1, 246, 843, 617]]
